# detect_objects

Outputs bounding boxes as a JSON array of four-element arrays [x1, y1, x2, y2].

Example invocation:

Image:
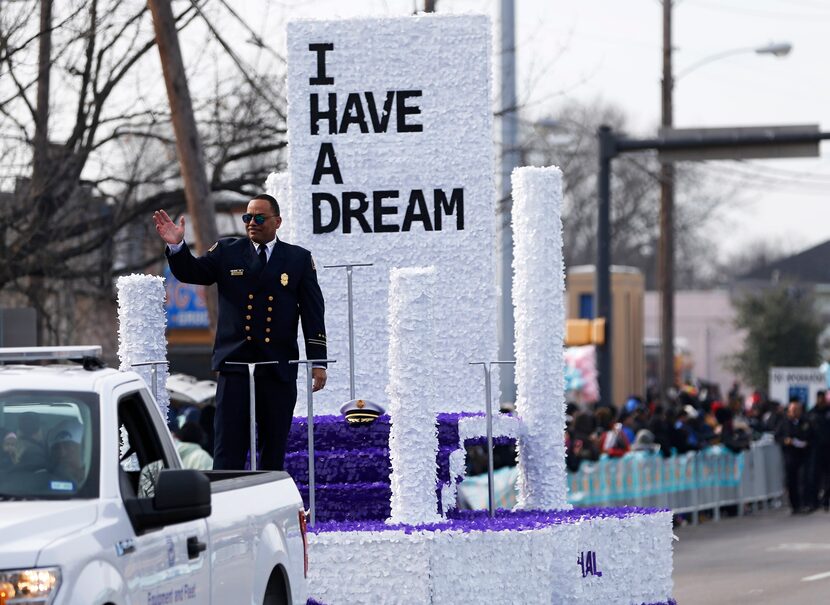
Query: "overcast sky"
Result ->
[[223, 0, 830, 259]]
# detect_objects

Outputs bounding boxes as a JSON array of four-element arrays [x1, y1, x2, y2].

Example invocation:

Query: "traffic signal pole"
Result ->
[[595, 124, 829, 408]]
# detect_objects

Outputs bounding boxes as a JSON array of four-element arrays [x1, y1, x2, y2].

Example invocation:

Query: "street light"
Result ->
[[655, 11, 794, 408], [675, 41, 793, 80]]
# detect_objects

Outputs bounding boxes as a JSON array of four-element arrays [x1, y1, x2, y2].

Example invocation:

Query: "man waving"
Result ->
[[154, 193, 327, 471]]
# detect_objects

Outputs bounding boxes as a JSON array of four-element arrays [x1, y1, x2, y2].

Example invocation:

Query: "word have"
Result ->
[[577, 551, 603, 578], [310, 90, 422, 135]]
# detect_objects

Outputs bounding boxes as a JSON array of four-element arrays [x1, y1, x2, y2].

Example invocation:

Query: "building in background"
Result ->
[[566, 266, 644, 407], [644, 290, 743, 398]]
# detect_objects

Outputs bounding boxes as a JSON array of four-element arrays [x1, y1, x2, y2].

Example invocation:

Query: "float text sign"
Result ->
[[286, 15, 496, 413]]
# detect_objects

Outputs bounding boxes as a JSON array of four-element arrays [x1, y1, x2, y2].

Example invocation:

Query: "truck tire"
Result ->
[[263, 566, 289, 605]]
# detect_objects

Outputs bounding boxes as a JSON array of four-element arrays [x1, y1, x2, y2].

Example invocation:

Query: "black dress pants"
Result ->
[[213, 371, 297, 471], [784, 454, 806, 512]]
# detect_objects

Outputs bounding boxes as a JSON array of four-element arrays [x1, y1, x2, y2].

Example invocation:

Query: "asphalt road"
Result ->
[[673, 505, 830, 604]]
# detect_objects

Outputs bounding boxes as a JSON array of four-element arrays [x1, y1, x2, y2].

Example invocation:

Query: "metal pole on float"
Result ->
[[130, 360, 169, 403], [324, 263, 372, 401], [291, 359, 336, 527], [226, 361, 280, 471], [470, 360, 516, 518]]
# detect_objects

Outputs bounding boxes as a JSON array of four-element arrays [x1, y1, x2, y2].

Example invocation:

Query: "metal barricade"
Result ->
[[567, 437, 785, 524]]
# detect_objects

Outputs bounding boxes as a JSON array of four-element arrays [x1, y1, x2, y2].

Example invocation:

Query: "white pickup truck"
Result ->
[[0, 347, 308, 605]]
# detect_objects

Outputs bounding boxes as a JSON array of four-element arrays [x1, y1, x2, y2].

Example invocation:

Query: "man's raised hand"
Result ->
[[153, 210, 185, 245]]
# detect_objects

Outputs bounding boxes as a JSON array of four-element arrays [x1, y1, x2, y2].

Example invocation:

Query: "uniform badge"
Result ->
[[230, 269, 244, 276], [208, 241, 218, 252], [281, 273, 289, 286]]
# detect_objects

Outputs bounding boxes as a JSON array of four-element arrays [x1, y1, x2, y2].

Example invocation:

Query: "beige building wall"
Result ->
[[644, 289, 744, 396], [567, 266, 644, 407]]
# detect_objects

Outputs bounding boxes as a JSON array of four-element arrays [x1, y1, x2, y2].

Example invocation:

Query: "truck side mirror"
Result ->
[[155, 469, 211, 513], [126, 469, 211, 534]]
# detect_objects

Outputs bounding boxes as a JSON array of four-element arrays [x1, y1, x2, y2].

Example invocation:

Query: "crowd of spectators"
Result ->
[[564, 383, 766, 474], [564, 383, 830, 516]]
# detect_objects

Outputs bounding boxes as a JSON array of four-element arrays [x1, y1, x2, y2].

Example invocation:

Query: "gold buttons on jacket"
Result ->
[[265, 337, 271, 343], [246, 336, 252, 341], [266, 317, 272, 322], [268, 296, 274, 301], [245, 326, 250, 331], [266, 328, 271, 333], [246, 315, 251, 320], [247, 305, 252, 310], [248, 294, 254, 300], [267, 307, 272, 312]]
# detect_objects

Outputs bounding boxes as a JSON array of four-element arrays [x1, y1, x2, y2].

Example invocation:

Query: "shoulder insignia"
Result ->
[[208, 241, 218, 252]]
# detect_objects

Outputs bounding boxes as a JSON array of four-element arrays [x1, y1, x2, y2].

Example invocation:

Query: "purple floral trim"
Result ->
[[436, 411, 482, 445], [287, 415, 391, 451], [308, 506, 669, 534], [464, 435, 516, 447], [437, 444, 454, 483], [297, 481, 391, 522], [309, 601, 676, 604], [307, 593, 675, 604], [285, 447, 391, 484], [288, 413, 510, 453], [285, 413, 522, 518]]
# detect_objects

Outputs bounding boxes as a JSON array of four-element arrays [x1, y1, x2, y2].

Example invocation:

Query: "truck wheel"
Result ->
[[263, 566, 289, 605]]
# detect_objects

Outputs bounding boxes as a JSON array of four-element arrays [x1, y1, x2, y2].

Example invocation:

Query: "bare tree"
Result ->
[[0, 1, 288, 348], [522, 100, 731, 289]]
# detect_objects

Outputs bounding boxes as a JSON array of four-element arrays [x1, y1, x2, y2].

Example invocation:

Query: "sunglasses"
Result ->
[[242, 213, 276, 225]]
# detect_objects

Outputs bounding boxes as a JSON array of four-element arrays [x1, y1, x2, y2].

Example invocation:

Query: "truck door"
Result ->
[[114, 388, 211, 605]]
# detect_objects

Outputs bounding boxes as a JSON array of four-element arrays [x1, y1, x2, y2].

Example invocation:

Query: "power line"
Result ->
[[686, 0, 830, 21], [701, 164, 830, 195]]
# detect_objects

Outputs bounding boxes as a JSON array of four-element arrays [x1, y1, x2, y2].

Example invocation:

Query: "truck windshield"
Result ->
[[0, 390, 99, 499]]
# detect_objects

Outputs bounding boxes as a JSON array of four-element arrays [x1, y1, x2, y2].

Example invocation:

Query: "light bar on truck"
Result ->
[[0, 346, 102, 363]]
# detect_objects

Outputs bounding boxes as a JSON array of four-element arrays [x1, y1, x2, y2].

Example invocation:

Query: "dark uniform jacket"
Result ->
[[809, 405, 830, 455], [166, 237, 326, 382], [775, 416, 812, 462]]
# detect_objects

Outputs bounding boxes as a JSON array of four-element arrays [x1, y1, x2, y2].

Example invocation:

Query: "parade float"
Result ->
[[119, 13, 675, 605]]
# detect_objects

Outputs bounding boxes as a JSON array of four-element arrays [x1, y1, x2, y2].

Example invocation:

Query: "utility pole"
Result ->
[[31, 0, 52, 200], [30, 0, 53, 346], [498, 0, 519, 404], [148, 0, 219, 327], [658, 0, 676, 406]]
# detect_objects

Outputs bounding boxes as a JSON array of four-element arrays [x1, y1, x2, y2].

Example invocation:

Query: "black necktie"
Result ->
[[258, 243, 267, 267]]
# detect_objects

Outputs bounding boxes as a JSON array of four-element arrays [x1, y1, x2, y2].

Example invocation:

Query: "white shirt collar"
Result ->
[[252, 237, 277, 252]]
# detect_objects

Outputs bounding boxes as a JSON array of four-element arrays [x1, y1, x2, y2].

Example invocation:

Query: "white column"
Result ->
[[511, 166, 570, 510], [116, 274, 171, 422], [387, 266, 441, 524]]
